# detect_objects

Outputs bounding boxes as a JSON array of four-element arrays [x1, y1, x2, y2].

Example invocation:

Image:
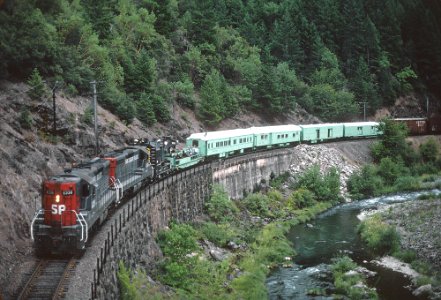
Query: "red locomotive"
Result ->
[[31, 138, 177, 255]]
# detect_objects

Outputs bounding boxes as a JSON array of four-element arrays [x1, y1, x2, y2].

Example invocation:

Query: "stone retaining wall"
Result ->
[[93, 149, 296, 299]]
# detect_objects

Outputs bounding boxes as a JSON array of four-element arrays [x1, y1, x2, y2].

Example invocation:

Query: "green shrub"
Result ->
[[243, 193, 271, 217], [331, 255, 357, 274], [372, 119, 409, 162], [269, 171, 290, 189], [295, 165, 341, 202], [205, 184, 239, 223], [412, 163, 439, 176], [161, 260, 192, 289], [81, 106, 93, 125], [411, 260, 433, 275], [358, 215, 400, 255], [117, 262, 138, 300], [393, 176, 421, 191], [232, 222, 293, 299], [420, 138, 439, 163], [19, 108, 33, 129], [377, 157, 407, 186], [348, 164, 383, 200], [200, 222, 236, 247], [331, 256, 378, 300], [417, 193, 439, 200], [65, 84, 78, 97], [415, 275, 433, 287], [393, 249, 417, 263], [287, 188, 316, 210], [421, 174, 439, 183], [156, 222, 199, 263]]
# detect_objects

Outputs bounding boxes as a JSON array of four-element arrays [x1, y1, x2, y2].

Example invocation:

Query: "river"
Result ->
[[267, 190, 439, 299]]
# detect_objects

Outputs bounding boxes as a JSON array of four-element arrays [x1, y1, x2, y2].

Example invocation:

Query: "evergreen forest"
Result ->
[[1, 0, 441, 126]]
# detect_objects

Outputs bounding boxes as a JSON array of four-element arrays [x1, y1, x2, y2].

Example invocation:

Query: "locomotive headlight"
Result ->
[[55, 195, 60, 203]]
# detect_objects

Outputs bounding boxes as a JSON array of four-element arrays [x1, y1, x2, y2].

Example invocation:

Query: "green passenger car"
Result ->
[[251, 125, 302, 148], [299, 123, 344, 143], [343, 122, 380, 138], [186, 128, 254, 158]]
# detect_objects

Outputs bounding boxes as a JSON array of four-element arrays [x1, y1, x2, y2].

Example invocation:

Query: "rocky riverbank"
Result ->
[[385, 198, 441, 270], [363, 197, 441, 298]]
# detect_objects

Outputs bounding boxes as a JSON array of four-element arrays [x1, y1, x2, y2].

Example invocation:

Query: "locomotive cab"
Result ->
[[31, 175, 88, 255]]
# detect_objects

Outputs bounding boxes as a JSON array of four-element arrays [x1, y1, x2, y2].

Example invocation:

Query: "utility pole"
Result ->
[[52, 81, 58, 135], [360, 101, 367, 121], [426, 95, 429, 118], [90, 81, 99, 156]]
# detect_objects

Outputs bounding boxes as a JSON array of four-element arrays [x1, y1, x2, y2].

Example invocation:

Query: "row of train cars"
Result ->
[[31, 118, 440, 255]]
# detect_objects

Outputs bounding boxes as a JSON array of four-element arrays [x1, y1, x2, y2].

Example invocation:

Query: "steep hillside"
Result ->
[[0, 80, 321, 291]]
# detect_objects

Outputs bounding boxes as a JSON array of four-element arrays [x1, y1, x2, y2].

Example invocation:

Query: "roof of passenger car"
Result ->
[[187, 128, 254, 141], [250, 125, 302, 134], [299, 123, 344, 129], [342, 122, 379, 127]]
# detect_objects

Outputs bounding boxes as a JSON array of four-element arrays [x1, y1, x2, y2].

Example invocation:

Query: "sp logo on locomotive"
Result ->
[[51, 204, 66, 215]]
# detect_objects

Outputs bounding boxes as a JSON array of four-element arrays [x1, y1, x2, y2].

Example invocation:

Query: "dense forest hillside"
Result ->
[[1, 0, 441, 125]]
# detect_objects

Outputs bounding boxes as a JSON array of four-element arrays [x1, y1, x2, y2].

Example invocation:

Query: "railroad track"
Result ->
[[16, 258, 77, 300]]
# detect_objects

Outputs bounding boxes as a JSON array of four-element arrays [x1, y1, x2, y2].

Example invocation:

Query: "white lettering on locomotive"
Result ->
[[125, 154, 139, 164], [62, 190, 74, 196], [51, 204, 66, 215]]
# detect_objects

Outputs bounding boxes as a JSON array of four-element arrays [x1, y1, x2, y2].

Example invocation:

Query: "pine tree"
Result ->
[[152, 94, 171, 123], [198, 70, 226, 126], [137, 92, 156, 126], [27, 68, 46, 100]]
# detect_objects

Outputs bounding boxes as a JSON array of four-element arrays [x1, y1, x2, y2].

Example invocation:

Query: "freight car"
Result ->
[[392, 117, 441, 135], [393, 118, 428, 135], [31, 121, 381, 255], [428, 116, 441, 134]]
